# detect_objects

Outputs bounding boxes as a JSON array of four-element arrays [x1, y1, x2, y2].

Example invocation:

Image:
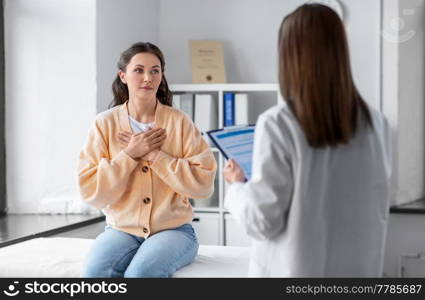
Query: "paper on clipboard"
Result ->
[[207, 125, 255, 180]]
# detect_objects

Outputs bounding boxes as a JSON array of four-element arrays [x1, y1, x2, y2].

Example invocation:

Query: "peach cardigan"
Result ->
[[77, 101, 217, 237]]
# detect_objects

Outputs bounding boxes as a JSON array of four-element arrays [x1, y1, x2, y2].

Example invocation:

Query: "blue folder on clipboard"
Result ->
[[206, 125, 255, 181]]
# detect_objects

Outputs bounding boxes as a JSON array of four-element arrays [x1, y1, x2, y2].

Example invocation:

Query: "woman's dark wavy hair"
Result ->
[[109, 42, 172, 108]]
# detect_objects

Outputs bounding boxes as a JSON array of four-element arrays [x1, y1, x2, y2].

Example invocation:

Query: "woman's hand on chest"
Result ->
[[118, 128, 167, 160]]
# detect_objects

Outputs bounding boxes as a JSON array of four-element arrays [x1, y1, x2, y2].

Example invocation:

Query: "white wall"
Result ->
[[4, 0, 97, 213], [159, 0, 381, 110], [96, 0, 159, 112], [397, 0, 425, 204], [383, 0, 425, 205]]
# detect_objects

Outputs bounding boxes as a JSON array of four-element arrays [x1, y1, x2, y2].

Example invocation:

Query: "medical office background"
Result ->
[[0, 0, 424, 277]]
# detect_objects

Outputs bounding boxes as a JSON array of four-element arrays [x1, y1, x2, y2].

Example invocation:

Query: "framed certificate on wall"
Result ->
[[190, 40, 227, 83]]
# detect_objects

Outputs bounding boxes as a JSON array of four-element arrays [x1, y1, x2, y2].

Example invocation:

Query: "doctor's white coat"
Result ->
[[225, 102, 392, 277]]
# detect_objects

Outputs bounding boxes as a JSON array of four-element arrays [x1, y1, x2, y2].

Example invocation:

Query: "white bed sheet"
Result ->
[[0, 238, 249, 278]]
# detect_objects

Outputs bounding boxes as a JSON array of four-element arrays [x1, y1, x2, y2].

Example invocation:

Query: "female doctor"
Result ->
[[223, 4, 391, 277]]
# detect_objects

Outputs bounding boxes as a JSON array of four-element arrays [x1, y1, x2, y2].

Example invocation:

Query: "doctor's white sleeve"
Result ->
[[224, 113, 293, 241]]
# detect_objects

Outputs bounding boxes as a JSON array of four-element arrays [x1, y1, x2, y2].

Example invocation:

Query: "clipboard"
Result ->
[[206, 125, 255, 181]]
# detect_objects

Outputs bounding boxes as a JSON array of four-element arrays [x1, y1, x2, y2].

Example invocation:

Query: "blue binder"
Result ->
[[223, 92, 235, 127]]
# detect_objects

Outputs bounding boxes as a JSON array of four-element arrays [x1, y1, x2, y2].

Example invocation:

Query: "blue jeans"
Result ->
[[83, 224, 199, 278]]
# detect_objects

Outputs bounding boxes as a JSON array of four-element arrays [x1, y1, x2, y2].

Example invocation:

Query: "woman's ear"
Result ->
[[118, 71, 126, 84]]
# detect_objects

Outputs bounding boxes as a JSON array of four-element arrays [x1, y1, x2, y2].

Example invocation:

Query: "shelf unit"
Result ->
[[170, 83, 281, 245]]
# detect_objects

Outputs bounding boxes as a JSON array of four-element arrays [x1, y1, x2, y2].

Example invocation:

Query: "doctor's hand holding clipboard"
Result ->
[[223, 159, 246, 184], [206, 125, 255, 183]]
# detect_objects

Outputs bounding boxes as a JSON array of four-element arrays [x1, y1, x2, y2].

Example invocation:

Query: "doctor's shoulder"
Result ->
[[255, 104, 298, 157], [257, 103, 298, 136], [366, 104, 390, 133], [363, 104, 392, 157]]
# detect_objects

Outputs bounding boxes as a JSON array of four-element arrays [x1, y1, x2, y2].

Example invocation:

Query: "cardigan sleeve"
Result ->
[[77, 119, 139, 209], [150, 115, 217, 199]]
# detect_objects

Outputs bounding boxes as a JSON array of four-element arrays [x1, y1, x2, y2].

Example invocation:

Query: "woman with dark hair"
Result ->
[[77, 42, 217, 277], [223, 4, 391, 277]]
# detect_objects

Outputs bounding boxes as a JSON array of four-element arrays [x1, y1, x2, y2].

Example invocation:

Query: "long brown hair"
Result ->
[[278, 4, 372, 148], [109, 42, 172, 108]]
